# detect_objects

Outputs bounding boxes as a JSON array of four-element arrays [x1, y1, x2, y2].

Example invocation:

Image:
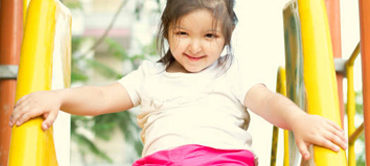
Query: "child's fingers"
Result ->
[[14, 98, 28, 109], [42, 110, 58, 130], [325, 129, 347, 150], [9, 112, 16, 126], [9, 105, 30, 126], [43, 113, 49, 119], [326, 121, 346, 139], [322, 121, 348, 148], [329, 126, 347, 141], [16, 109, 43, 126], [316, 136, 341, 152], [333, 128, 346, 142], [296, 139, 310, 160], [325, 119, 342, 131], [10, 98, 32, 126], [15, 95, 29, 106]]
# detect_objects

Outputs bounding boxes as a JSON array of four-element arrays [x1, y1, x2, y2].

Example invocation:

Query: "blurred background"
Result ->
[[55, 0, 364, 165]]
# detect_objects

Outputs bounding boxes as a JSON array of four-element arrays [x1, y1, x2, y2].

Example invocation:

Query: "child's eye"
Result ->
[[176, 31, 188, 36], [205, 33, 217, 38]]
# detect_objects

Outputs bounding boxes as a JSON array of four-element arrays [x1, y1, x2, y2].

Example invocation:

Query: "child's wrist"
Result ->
[[286, 106, 306, 130], [53, 89, 64, 110]]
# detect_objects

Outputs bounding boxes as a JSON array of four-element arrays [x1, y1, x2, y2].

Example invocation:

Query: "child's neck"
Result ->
[[166, 61, 191, 73]]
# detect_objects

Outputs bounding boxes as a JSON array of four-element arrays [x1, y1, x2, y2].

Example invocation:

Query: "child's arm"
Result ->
[[244, 83, 347, 160], [9, 83, 133, 130]]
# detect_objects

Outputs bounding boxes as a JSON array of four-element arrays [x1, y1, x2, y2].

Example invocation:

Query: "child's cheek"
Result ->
[[177, 39, 189, 50]]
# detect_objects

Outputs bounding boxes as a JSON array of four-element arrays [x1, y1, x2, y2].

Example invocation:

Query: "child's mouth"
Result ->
[[184, 53, 205, 61]]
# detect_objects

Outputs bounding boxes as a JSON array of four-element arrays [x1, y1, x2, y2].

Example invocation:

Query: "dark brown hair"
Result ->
[[157, 0, 238, 68]]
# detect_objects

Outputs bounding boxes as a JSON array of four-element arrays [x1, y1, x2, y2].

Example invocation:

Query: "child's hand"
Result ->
[[9, 91, 61, 130], [291, 114, 348, 160]]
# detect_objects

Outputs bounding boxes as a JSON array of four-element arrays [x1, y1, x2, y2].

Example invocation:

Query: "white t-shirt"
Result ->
[[118, 57, 256, 157]]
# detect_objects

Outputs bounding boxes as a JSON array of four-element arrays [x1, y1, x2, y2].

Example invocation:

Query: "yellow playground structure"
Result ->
[[0, 0, 369, 166], [271, 0, 370, 165], [1, 0, 71, 165]]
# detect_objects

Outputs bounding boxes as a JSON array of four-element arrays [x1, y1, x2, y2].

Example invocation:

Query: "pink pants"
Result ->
[[132, 144, 255, 166]]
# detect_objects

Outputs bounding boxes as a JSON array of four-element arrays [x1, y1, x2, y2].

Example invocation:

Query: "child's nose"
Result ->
[[189, 39, 201, 54]]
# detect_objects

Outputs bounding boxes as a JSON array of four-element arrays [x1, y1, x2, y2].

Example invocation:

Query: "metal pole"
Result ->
[[7, 0, 59, 165], [359, 0, 370, 164], [298, 0, 347, 164], [325, 0, 344, 125], [0, 0, 23, 165]]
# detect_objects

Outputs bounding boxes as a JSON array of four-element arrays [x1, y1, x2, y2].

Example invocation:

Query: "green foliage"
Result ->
[[355, 91, 363, 114], [71, 116, 113, 163], [85, 58, 122, 79], [69, 13, 160, 164], [66, 0, 161, 164], [354, 91, 366, 165], [105, 38, 129, 61], [71, 111, 143, 162], [70, 37, 144, 162], [356, 134, 366, 166], [133, 0, 162, 20], [134, 1, 144, 20], [344, 91, 365, 164], [71, 37, 89, 82], [63, 0, 83, 10]]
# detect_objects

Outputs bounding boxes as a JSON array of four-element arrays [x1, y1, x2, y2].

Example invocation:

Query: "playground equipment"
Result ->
[[0, 1, 23, 165], [0, 0, 71, 165], [270, 0, 369, 165]]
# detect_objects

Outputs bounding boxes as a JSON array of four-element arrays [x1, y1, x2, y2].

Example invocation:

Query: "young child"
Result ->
[[10, 0, 347, 165]]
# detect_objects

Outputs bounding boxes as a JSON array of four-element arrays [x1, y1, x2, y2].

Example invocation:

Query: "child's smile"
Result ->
[[183, 53, 206, 61], [167, 9, 225, 73]]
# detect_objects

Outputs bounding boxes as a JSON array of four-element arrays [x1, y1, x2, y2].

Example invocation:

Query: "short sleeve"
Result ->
[[117, 61, 153, 106], [230, 58, 257, 106]]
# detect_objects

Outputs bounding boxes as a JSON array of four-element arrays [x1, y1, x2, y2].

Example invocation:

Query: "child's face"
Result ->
[[168, 9, 225, 73]]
